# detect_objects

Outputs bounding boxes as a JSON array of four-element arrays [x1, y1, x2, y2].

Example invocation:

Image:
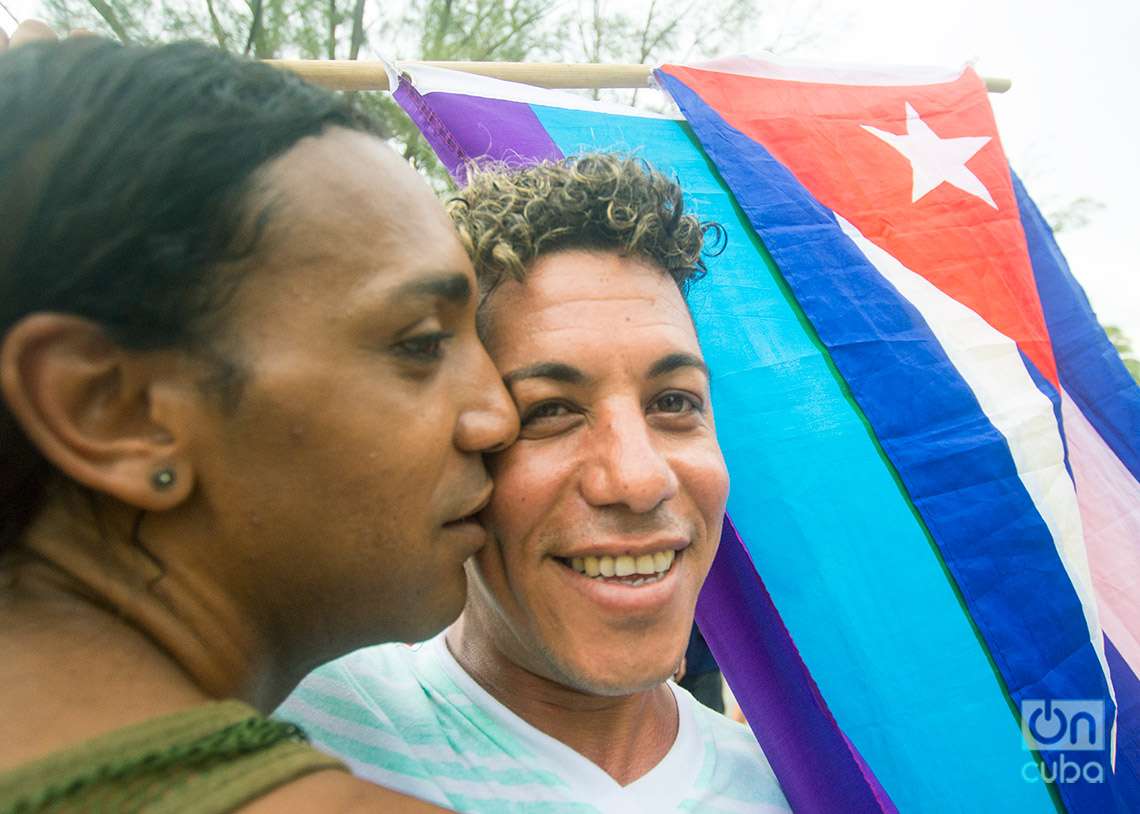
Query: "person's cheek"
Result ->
[[488, 447, 559, 532], [676, 444, 729, 510]]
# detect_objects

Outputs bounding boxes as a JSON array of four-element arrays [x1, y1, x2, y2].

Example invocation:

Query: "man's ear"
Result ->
[[0, 313, 197, 511]]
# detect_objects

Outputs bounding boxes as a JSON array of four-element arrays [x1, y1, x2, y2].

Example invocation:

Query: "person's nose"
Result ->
[[579, 404, 678, 514], [454, 347, 518, 454]]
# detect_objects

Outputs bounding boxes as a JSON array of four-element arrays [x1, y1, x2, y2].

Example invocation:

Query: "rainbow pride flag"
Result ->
[[391, 57, 1140, 813]]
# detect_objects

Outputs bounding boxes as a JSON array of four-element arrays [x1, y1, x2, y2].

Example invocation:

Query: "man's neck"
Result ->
[[444, 618, 679, 786]]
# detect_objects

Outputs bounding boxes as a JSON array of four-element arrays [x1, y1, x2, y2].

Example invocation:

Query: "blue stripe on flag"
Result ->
[[1105, 636, 1140, 808]]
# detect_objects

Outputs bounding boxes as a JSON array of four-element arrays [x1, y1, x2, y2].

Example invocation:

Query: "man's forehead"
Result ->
[[483, 254, 695, 347], [487, 300, 701, 371], [489, 291, 705, 388]]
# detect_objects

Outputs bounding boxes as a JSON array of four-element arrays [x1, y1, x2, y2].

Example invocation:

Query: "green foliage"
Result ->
[[1104, 325, 1140, 385], [412, 0, 555, 61], [41, 0, 828, 186], [1045, 196, 1106, 235]]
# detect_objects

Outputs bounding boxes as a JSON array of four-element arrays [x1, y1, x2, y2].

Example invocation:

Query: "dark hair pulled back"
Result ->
[[0, 38, 376, 553]]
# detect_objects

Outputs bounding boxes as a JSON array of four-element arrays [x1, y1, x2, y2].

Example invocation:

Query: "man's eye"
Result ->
[[394, 332, 452, 361], [650, 392, 702, 414], [518, 401, 582, 439], [522, 402, 572, 423]]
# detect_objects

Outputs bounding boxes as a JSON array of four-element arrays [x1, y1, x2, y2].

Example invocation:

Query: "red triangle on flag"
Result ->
[[663, 64, 1058, 387]]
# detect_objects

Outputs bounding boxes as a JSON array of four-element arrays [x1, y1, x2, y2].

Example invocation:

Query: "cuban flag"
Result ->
[[391, 56, 1140, 813]]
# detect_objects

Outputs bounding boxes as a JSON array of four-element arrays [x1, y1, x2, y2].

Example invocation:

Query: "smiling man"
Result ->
[[279, 154, 790, 813]]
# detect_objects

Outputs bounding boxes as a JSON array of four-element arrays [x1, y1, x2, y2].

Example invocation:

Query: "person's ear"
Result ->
[[0, 314, 197, 511]]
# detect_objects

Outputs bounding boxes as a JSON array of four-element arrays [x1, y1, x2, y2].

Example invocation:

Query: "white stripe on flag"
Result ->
[[834, 215, 1116, 706], [396, 63, 682, 120]]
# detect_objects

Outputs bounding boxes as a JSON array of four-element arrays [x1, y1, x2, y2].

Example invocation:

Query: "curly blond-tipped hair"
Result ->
[[446, 153, 722, 301]]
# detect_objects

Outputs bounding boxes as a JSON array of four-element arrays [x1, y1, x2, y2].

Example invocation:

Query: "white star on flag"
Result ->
[[862, 103, 997, 209]]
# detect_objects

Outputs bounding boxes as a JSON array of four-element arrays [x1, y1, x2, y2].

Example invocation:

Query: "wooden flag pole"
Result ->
[[266, 59, 1013, 94]]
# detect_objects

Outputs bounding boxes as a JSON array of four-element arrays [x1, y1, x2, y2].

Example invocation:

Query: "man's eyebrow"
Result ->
[[391, 272, 472, 305], [647, 352, 709, 379], [503, 362, 589, 387]]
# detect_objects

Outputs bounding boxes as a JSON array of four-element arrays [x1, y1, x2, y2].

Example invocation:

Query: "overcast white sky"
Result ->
[[6, 0, 1137, 340]]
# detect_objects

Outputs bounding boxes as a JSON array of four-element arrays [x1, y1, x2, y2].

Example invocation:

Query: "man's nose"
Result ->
[[454, 350, 519, 454], [579, 407, 678, 514]]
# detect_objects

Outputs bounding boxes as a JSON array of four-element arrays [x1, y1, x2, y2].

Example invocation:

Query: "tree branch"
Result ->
[[348, 0, 365, 59], [636, 0, 657, 60], [428, 0, 453, 57], [1, 1, 21, 26], [475, 6, 547, 60], [86, 0, 132, 43], [327, 0, 337, 59], [204, 0, 229, 49], [455, 3, 499, 53], [243, 0, 262, 56], [638, 0, 695, 61]]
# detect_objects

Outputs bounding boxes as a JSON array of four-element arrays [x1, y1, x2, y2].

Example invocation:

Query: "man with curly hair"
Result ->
[[280, 154, 790, 813]]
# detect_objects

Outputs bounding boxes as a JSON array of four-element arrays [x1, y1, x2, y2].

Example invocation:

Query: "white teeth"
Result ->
[[614, 555, 636, 577], [564, 549, 678, 582]]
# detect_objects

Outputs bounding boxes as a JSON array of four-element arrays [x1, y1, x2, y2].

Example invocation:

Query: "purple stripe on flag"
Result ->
[[393, 78, 562, 182], [696, 515, 897, 814]]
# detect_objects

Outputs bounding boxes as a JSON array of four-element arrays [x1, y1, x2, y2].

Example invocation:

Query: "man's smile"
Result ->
[[548, 546, 690, 618], [558, 548, 678, 584]]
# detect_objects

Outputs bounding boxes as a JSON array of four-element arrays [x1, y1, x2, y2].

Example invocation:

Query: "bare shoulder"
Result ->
[[237, 769, 452, 813]]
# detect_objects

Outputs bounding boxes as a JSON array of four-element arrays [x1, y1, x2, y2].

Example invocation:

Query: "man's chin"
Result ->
[[549, 651, 678, 697], [580, 675, 673, 697]]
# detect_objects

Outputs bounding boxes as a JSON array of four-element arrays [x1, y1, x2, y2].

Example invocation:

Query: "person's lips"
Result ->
[[443, 483, 493, 528], [551, 533, 684, 576], [563, 548, 679, 584], [440, 483, 494, 554], [552, 543, 688, 616], [538, 531, 692, 618], [552, 536, 688, 583]]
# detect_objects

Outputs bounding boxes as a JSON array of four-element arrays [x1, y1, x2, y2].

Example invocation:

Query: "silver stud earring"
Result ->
[[151, 468, 176, 491]]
